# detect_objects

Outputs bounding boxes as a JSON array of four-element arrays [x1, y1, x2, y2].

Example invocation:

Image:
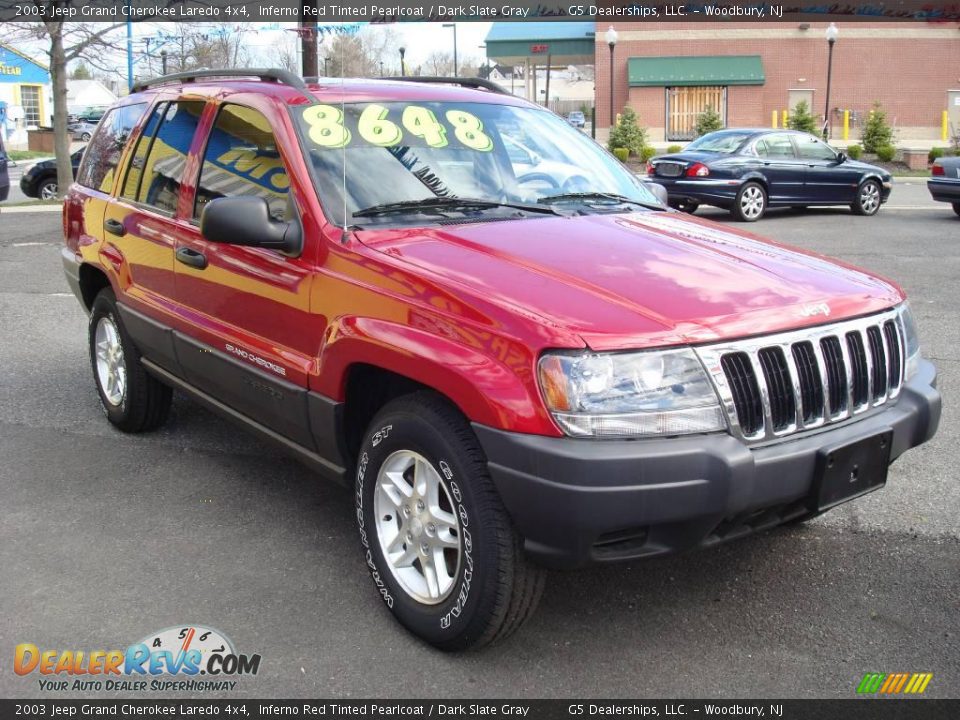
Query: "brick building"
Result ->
[[594, 22, 960, 144]]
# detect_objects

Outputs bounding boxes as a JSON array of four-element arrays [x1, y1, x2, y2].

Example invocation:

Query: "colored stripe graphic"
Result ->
[[857, 672, 932, 694]]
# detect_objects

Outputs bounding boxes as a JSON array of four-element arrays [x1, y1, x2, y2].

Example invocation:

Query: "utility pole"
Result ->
[[300, 12, 318, 78]]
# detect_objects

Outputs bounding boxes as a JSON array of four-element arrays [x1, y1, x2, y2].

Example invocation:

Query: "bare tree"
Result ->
[[8, 12, 126, 198], [425, 51, 454, 77], [268, 34, 300, 75]]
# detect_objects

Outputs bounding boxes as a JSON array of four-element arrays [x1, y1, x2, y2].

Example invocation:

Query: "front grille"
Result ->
[[696, 309, 905, 443]]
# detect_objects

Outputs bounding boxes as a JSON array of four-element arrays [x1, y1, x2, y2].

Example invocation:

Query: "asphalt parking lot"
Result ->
[[1, 183, 957, 699]]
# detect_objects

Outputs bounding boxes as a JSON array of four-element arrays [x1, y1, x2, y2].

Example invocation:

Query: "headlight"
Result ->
[[538, 348, 726, 437], [898, 302, 921, 380]]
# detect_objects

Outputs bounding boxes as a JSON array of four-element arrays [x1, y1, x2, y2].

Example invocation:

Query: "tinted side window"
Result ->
[[120, 102, 166, 201], [795, 135, 837, 161], [755, 134, 796, 159], [194, 104, 289, 221], [134, 101, 205, 214], [77, 102, 148, 193]]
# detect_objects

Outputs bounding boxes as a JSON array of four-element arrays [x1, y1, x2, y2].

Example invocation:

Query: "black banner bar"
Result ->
[[1, 0, 960, 23], [1, 700, 958, 720]]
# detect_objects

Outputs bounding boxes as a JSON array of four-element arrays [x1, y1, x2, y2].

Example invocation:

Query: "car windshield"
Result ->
[[685, 131, 754, 154], [293, 100, 658, 226]]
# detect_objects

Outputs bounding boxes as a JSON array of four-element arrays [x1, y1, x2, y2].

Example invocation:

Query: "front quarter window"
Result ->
[[294, 100, 658, 226]]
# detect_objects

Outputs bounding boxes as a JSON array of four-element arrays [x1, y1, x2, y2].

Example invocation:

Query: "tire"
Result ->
[[89, 288, 172, 433], [80, 132, 92, 141], [731, 182, 767, 222], [851, 179, 882, 216], [952, 202, 960, 217], [355, 392, 546, 651], [674, 199, 699, 214], [37, 178, 58, 201]]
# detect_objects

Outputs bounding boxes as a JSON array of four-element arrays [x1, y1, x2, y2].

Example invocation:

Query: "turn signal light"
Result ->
[[931, 164, 944, 176], [686, 162, 710, 177], [646, 162, 655, 176]]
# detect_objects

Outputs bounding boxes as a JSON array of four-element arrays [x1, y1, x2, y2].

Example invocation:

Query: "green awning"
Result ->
[[628, 55, 765, 87]]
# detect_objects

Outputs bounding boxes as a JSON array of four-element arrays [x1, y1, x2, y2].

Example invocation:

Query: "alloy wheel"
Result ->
[[39, 182, 58, 200], [94, 317, 127, 406], [860, 182, 880, 214], [740, 185, 765, 220], [373, 449, 462, 604]]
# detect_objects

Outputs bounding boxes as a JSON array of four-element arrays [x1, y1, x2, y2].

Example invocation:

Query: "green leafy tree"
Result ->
[[787, 100, 818, 134], [607, 106, 648, 157], [694, 105, 724, 137], [69, 62, 91, 80], [861, 102, 895, 153]]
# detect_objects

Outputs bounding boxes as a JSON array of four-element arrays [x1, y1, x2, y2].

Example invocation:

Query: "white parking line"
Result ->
[[12, 242, 48, 247]]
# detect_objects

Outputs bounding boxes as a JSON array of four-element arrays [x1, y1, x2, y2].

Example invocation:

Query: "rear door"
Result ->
[[171, 100, 321, 449], [793, 133, 859, 203], [752, 133, 806, 202], [102, 99, 209, 373]]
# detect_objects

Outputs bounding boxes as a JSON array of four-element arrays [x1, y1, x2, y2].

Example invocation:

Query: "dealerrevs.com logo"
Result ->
[[14, 625, 261, 693]]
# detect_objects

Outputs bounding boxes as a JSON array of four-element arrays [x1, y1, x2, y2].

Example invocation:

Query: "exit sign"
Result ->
[[530, 44, 549, 53]]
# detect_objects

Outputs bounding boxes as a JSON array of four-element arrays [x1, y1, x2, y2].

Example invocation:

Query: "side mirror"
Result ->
[[644, 181, 670, 207], [836, 151, 847, 164], [201, 196, 302, 256]]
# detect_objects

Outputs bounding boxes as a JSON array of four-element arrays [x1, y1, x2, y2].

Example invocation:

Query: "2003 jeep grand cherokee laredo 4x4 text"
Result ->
[[62, 70, 940, 650]]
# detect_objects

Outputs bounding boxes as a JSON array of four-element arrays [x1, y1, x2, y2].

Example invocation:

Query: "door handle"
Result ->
[[103, 218, 126, 237], [176, 247, 208, 270]]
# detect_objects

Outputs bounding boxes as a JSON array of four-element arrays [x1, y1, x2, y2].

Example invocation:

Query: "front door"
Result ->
[[793, 133, 859, 203], [172, 101, 321, 450]]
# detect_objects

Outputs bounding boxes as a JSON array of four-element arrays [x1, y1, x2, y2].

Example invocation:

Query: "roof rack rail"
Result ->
[[132, 68, 306, 94], [380, 76, 510, 95]]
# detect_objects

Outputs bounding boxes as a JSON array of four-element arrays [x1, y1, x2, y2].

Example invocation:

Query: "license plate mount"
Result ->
[[811, 430, 892, 512]]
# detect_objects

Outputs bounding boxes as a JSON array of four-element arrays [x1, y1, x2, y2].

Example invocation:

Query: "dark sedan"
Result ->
[[927, 156, 960, 216], [20, 148, 84, 200], [648, 129, 892, 221]]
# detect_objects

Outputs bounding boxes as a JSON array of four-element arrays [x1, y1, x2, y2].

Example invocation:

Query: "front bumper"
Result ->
[[475, 359, 940, 569]]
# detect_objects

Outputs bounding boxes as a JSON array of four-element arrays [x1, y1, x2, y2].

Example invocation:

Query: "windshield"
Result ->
[[293, 100, 658, 226], [685, 131, 754, 154]]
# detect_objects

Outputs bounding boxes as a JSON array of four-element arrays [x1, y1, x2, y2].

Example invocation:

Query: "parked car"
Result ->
[[0, 134, 9, 202], [20, 147, 84, 200], [76, 105, 108, 124], [927, 155, 960, 216], [62, 70, 940, 651], [566, 110, 585, 129], [72, 121, 98, 141], [648, 129, 892, 221]]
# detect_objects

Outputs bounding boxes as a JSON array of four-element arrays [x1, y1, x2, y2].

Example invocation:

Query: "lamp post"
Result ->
[[379, 60, 384, 77], [399, 47, 406, 76], [605, 26, 618, 131], [823, 22, 838, 139], [323, 57, 330, 77], [443, 23, 458, 76], [160, 50, 168, 75]]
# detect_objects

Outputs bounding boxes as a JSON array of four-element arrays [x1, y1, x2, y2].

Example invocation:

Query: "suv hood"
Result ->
[[359, 212, 902, 351]]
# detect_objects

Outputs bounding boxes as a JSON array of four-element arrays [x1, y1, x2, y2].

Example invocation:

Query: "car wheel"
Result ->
[[851, 179, 882, 216], [81, 132, 92, 141], [89, 288, 172, 433], [356, 392, 546, 651], [952, 202, 960, 217], [731, 182, 767, 222], [674, 199, 699, 214], [37, 179, 58, 200]]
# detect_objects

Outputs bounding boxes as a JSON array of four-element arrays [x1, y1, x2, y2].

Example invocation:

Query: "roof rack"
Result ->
[[131, 68, 306, 94], [380, 76, 511, 95]]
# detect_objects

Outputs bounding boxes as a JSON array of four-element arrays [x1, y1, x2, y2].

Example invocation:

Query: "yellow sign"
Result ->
[[0, 64, 24, 76]]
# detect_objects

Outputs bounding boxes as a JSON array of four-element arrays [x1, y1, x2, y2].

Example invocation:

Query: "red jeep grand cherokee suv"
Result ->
[[62, 70, 940, 650]]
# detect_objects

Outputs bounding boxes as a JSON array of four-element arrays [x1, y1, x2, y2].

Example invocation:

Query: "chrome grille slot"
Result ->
[[696, 309, 904, 444], [791, 342, 824, 422], [757, 347, 795, 432]]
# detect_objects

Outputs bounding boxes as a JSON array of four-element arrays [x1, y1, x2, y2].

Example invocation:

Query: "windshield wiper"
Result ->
[[353, 196, 561, 218], [538, 191, 662, 210]]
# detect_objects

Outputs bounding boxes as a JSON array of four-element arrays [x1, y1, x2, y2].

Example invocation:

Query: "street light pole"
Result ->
[[323, 57, 330, 76], [605, 26, 618, 132], [823, 22, 838, 139], [399, 47, 406, 77], [160, 50, 168, 75], [443, 24, 458, 76]]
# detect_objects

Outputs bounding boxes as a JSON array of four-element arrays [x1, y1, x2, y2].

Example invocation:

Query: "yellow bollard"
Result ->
[[943, 110, 949, 142], [772, 110, 778, 128], [782, 109, 788, 128], [842, 110, 849, 141]]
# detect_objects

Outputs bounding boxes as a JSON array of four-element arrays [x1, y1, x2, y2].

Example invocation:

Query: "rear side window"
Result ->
[[76, 103, 147, 193], [194, 104, 290, 221], [755, 134, 797, 159], [122, 101, 205, 214]]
